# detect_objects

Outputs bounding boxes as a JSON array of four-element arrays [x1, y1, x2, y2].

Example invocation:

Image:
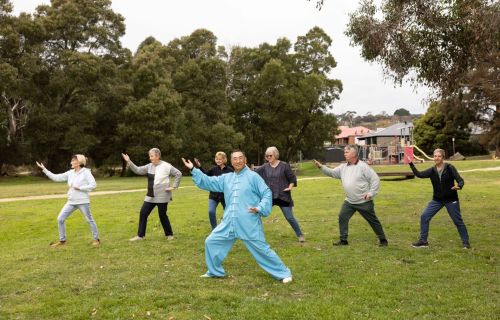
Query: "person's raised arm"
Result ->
[[407, 155, 434, 178], [314, 159, 341, 179], [182, 158, 224, 193], [122, 153, 148, 175], [36, 161, 69, 182]]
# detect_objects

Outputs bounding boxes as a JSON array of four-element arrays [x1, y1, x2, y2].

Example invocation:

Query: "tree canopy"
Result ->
[[346, 0, 499, 156], [0, 0, 341, 172]]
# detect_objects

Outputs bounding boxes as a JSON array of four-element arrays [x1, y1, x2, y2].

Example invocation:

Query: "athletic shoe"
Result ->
[[333, 240, 348, 246], [412, 240, 429, 248], [129, 236, 144, 242], [91, 239, 100, 246], [298, 235, 305, 243], [463, 242, 471, 249], [50, 240, 66, 247], [166, 235, 174, 241], [379, 239, 388, 247], [281, 276, 293, 284]]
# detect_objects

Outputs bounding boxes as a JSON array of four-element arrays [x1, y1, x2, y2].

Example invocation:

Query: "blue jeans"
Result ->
[[419, 199, 469, 242], [208, 199, 225, 230], [278, 206, 303, 237], [57, 203, 99, 241]]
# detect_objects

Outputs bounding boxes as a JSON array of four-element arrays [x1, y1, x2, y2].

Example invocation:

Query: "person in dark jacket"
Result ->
[[194, 152, 234, 229], [408, 149, 470, 249], [255, 146, 305, 242]]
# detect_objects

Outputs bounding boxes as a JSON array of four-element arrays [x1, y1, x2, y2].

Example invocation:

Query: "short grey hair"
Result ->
[[265, 146, 279, 159], [344, 144, 358, 155], [433, 148, 445, 158], [148, 148, 161, 157]]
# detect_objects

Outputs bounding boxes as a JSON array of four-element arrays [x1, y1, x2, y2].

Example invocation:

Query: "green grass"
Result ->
[[0, 160, 498, 319]]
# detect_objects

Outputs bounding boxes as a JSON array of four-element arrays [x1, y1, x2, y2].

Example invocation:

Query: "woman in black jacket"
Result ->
[[194, 152, 234, 230], [408, 149, 470, 249]]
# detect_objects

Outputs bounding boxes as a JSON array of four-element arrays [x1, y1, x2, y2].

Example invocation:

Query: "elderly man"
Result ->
[[313, 145, 388, 246], [182, 151, 292, 283]]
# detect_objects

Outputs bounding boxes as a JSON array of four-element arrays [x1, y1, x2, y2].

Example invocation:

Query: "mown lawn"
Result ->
[[0, 161, 498, 319]]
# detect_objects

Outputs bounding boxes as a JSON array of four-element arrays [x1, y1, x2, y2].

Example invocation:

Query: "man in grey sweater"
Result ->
[[313, 145, 388, 246]]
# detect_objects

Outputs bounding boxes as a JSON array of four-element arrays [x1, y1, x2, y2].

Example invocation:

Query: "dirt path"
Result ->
[[459, 166, 500, 173], [0, 187, 197, 203], [1, 168, 499, 203]]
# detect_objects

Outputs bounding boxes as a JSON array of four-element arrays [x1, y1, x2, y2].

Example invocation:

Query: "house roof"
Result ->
[[358, 122, 413, 139], [335, 126, 373, 139]]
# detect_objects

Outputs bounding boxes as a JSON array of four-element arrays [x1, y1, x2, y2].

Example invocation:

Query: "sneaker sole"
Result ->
[[411, 245, 429, 248]]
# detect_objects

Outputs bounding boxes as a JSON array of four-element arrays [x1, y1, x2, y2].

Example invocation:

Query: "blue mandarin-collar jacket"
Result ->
[[191, 166, 272, 240]]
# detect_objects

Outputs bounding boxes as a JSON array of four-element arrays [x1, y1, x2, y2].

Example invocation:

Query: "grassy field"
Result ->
[[0, 161, 498, 319]]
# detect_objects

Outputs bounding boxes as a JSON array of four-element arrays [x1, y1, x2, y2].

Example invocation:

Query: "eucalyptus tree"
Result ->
[[346, 0, 499, 155], [0, 0, 42, 168]]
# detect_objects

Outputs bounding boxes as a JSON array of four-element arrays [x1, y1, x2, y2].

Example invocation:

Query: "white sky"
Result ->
[[12, 0, 431, 116]]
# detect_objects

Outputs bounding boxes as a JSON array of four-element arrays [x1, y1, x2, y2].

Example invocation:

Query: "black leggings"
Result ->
[[137, 202, 173, 237]]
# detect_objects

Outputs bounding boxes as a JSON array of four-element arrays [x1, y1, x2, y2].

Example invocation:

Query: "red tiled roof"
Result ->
[[335, 126, 373, 139]]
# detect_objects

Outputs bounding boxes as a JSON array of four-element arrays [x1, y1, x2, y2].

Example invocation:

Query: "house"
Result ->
[[357, 122, 413, 147], [335, 126, 373, 145]]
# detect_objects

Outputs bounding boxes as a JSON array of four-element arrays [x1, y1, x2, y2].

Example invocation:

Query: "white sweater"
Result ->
[[320, 160, 380, 204], [42, 167, 96, 204], [127, 160, 182, 203]]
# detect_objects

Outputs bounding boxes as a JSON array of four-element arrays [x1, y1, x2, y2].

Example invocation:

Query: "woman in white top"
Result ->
[[36, 154, 99, 247]]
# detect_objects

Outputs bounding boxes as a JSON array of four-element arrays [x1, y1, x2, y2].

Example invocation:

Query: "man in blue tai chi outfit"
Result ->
[[181, 151, 292, 283]]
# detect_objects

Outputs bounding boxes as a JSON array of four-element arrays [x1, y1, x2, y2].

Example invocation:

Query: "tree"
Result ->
[[21, 0, 128, 170], [394, 108, 410, 117], [0, 1, 43, 169], [118, 83, 183, 164], [169, 29, 244, 165], [346, 0, 499, 156], [339, 111, 357, 127], [119, 29, 244, 168], [228, 27, 342, 164], [414, 101, 486, 156]]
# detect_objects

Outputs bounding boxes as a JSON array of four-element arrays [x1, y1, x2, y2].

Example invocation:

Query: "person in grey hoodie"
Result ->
[[122, 148, 182, 241], [36, 154, 100, 247], [313, 145, 388, 247]]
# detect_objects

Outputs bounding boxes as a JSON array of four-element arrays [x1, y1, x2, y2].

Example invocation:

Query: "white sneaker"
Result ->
[[166, 235, 174, 241], [282, 276, 293, 284], [200, 273, 212, 278], [129, 236, 144, 242]]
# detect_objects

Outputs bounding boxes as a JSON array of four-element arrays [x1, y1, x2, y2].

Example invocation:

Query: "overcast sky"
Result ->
[[13, 0, 431, 116]]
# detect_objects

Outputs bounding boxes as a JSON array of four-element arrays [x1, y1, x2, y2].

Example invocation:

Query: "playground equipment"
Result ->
[[411, 145, 433, 161], [413, 154, 426, 162]]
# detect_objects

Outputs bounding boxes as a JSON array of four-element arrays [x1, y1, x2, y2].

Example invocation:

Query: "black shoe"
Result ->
[[333, 240, 348, 246], [379, 239, 388, 247], [412, 240, 429, 248], [463, 242, 471, 249]]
